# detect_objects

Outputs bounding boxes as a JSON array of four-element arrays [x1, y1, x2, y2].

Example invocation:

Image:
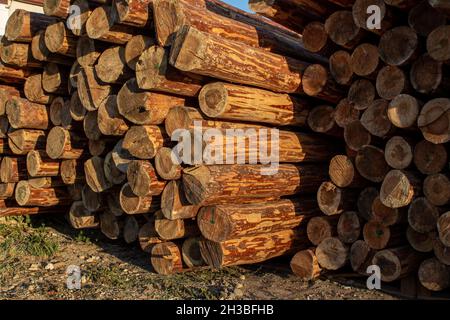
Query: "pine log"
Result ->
[[0, 86, 21, 116], [99, 210, 123, 240], [384, 0, 421, 10], [106, 187, 124, 216], [376, 66, 410, 101], [0, 157, 27, 183], [350, 240, 376, 275], [0, 116, 7, 139], [69, 61, 81, 94], [155, 147, 182, 181], [199, 228, 309, 268], [437, 212, 450, 247], [306, 215, 339, 246], [26, 150, 60, 177], [42, 63, 69, 94], [97, 95, 129, 136], [0, 40, 42, 68], [372, 195, 405, 227], [352, 0, 394, 34], [408, 1, 447, 37], [384, 136, 413, 170], [301, 64, 344, 103], [0, 183, 16, 199], [183, 164, 328, 206], [155, 211, 199, 240], [81, 184, 104, 212], [5, 9, 58, 42], [124, 215, 148, 244], [46, 126, 87, 159], [122, 125, 168, 159], [418, 258, 450, 292], [337, 211, 361, 244], [67, 0, 92, 36], [410, 54, 449, 95], [119, 183, 160, 214], [387, 94, 419, 129], [15, 180, 71, 206], [161, 180, 200, 220], [324, 10, 364, 49], [86, 6, 139, 44], [372, 246, 424, 282], [127, 160, 166, 197], [7, 129, 46, 155], [417, 98, 450, 144], [44, 0, 71, 17], [406, 226, 435, 253], [414, 140, 447, 175], [317, 181, 358, 216], [380, 170, 422, 209], [44, 22, 77, 57], [303, 22, 336, 56], [104, 151, 126, 185], [151, 242, 184, 275], [0, 203, 66, 218], [0, 61, 31, 84], [95, 46, 134, 84], [344, 120, 372, 152], [307, 105, 341, 136], [69, 201, 100, 229], [76, 36, 109, 68], [182, 236, 206, 268], [24, 74, 54, 105], [60, 159, 84, 184], [334, 99, 359, 128], [117, 78, 187, 125], [379, 26, 419, 66], [351, 43, 380, 78], [427, 25, 450, 63], [170, 25, 308, 94], [83, 111, 102, 141], [77, 67, 114, 111], [49, 97, 64, 125], [114, 0, 152, 27], [6, 97, 49, 130], [198, 198, 319, 242], [290, 248, 322, 281], [136, 45, 204, 97], [111, 139, 134, 173], [28, 177, 65, 189], [423, 174, 450, 206], [316, 237, 348, 270], [361, 99, 392, 138], [355, 145, 390, 183], [357, 187, 379, 221], [124, 35, 154, 70], [155, 0, 325, 64], [347, 79, 375, 111], [434, 239, 450, 266], [84, 156, 113, 193], [70, 90, 87, 121], [30, 30, 71, 65], [139, 221, 163, 253], [363, 222, 406, 249], [328, 154, 366, 188], [329, 51, 353, 85]]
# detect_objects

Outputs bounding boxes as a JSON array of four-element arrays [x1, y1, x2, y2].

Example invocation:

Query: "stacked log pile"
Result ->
[[0, 0, 449, 296], [248, 0, 450, 294]]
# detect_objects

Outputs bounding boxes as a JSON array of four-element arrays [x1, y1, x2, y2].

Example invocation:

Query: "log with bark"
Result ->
[[26, 150, 60, 177], [154, 211, 199, 240], [306, 215, 339, 246], [95, 46, 134, 84], [161, 180, 201, 220], [7, 129, 46, 155], [119, 183, 160, 214], [0, 40, 42, 68], [24, 74, 54, 105], [127, 160, 166, 197], [44, 22, 77, 57], [290, 248, 322, 281], [15, 180, 72, 206], [6, 97, 49, 130], [114, 0, 153, 27], [5, 9, 58, 42], [124, 35, 154, 70]]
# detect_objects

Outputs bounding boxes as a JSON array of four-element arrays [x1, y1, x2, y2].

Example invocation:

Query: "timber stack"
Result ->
[[0, 0, 448, 297]]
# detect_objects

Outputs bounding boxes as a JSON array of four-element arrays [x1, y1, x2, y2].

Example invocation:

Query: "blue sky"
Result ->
[[223, 0, 251, 11]]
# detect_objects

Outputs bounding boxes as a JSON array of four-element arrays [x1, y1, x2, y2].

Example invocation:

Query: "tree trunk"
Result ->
[[122, 125, 169, 159], [161, 180, 201, 220], [355, 145, 390, 183], [328, 154, 366, 188], [70, 91, 87, 121], [6, 97, 49, 130], [379, 26, 419, 66], [170, 25, 308, 94], [86, 6, 139, 44], [182, 236, 206, 268], [155, 211, 199, 240], [408, 1, 446, 37], [114, 0, 153, 27], [7, 128, 46, 155], [351, 43, 380, 78], [337, 211, 361, 244], [84, 156, 113, 192], [199, 228, 310, 268], [67, 0, 92, 36], [31, 30, 72, 65], [42, 63, 69, 95], [417, 98, 450, 145], [317, 181, 356, 216], [81, 184, 104, 212], [136, 45, 205, 97], [357, 187, 379, 221], [410, 54, 449, 95], [406, 227, 435, 253], [360, 99, 392, 138], [0, 157, 27, 183], [348, 79, 375, 111], [103, 151, 126, 185], [117, 78, 188, 125], [376, 66, 410, 101], [198, 198, 319, 242], [127, 160, 166, 197], [77, 67, 114, 111], [199, 82, 310, 126], [0, 183, 15, 199], [329, 51, 353, 85], [44, 0, 71, 17], [324, 11, 364, 49], [96, 95, 129, 136], [350, 240, 376, 274], [363, 221, 406, 249], [344, 120, 372, 152], [303, 22, 337, 56], [155, 147, 182, 180], [290, 248, 322, 280], [380, 170, 422, 209], [5, 9, 58, 42], [26, 150, 60, 177], [111, 139, 134, 173], [413, 140, 447, 175], [119, 183, 160, 214], [49, 97, 65, 126], [15, 180, 72, 206], [418, 258, 450, 292], [151, 241, 184, 275], [306, 215, 339, 246], [183, 164, 328, 206], [372, 196, 405, 227], [69, 200, 100, 229], [46, 126, 87, 159], [99, 210, 123, 240], [434, 239, 450, 266], [124, 35, 154, 70], [95, 46, 134, 84], [83, 111, 102, 140], [0, 85, 21, 116], [24, 74, 54, 105], [427, 25, 450, 63], [0, 40, 42, 68], [0, 61, 31, 84], [316, 237, 348, 270], [60, 159, 84, 184], [387, 94, 419, 129], [138, 221, 163, 253], [76, 36, 110, 68], [44, 22, 77, 57], [423, 174, 450, 206], [307, 105, 341, 136]]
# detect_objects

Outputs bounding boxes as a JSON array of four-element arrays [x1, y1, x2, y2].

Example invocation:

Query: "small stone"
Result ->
[[81, 276, 87, 284], [233, 288, 244, 297], [28, 285, 35, 292], [235, 283, 244, 289], [45, 263, 55, 270], [239, 275, 246, 281], [29, 263, 40, 271]]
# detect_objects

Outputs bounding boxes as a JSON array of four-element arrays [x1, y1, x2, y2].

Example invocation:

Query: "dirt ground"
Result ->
[[0, 215, 397, 300]]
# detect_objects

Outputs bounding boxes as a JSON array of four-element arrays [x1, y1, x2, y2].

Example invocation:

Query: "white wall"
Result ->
[[0, 4, 8, 36], [7, 0, 43, 15]]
